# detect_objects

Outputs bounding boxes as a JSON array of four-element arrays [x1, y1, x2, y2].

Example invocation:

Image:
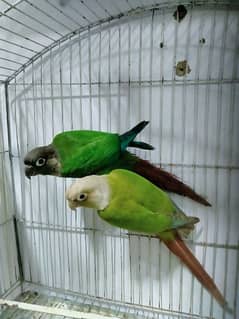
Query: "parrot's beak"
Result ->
[[67, 200, 79, 210], [24, 166, 37, 179]]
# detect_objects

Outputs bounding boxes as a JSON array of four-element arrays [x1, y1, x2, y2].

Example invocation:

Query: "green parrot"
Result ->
[[65, 169, 226, 307], [24, 121, 210, 206]]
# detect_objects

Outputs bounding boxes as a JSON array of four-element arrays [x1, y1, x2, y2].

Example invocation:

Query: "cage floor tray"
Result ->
[[0, 290, 133, 319], [0, 289, 170, 319], [0, 287, 207, 319]]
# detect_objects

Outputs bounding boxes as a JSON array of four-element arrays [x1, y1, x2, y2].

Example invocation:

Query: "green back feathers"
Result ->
[[53, 131, 120, 177]]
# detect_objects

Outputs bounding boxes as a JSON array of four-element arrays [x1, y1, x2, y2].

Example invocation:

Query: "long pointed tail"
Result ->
[[132, 156, 211, 206], [162, 235, 226, 307]]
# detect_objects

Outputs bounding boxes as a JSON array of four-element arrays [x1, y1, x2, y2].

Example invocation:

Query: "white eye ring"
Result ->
[[36, 157, 46, 167], [77, 193, 87, 201]]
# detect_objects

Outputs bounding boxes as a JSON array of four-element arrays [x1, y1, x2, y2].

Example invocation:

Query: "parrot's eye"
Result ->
[[78, 193, 87, 201], [35, 157, 46, 167]]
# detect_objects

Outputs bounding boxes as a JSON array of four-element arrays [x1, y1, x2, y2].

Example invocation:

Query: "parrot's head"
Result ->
[[24, 145, 61, 178], [66, 175, 110, 211]]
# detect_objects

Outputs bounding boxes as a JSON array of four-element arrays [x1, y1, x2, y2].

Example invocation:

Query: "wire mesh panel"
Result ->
[[1, 1, 239, 319]]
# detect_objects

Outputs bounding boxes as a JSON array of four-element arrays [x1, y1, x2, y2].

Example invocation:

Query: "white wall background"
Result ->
[[1, 4, 239, 319]]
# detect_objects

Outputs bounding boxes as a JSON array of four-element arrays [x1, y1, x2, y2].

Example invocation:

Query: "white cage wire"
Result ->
[[0, 1, 239, 318]]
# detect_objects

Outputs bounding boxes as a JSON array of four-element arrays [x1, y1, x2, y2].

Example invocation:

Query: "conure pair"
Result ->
[[24, 121, 227, 308]]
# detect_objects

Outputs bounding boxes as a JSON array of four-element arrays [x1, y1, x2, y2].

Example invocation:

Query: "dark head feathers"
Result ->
[[24, 145, 60, 178]]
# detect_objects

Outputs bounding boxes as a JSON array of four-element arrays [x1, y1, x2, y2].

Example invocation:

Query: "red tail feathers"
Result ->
[[162, 235, 226, 307], [133, 157, 211, 207]]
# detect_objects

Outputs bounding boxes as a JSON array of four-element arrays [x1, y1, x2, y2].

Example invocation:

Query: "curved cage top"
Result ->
[[0, 0, 238, 83]]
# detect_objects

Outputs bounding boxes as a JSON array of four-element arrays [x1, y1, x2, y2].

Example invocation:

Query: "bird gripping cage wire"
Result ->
[[0, 0, 239, 319]]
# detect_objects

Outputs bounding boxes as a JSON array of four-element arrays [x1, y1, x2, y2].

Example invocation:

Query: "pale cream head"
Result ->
[[66, 175, 110, 211]]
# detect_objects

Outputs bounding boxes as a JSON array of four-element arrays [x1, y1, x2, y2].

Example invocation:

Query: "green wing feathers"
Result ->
[[99, 198, 173, 233], [53, 131, 120, 177], [51, 124, 153, 178], [107, 169, 199, 237]]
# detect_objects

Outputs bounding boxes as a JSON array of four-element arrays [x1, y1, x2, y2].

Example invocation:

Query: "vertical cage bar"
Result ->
[[200, 7, 217, 316], [4, 82, 24, 283]]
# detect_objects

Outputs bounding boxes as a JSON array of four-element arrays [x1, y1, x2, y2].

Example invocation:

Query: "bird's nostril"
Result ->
[[24, 159, 31, 165]]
